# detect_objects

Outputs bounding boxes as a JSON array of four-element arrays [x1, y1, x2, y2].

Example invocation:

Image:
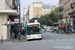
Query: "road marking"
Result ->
[[63, 39, 68, 41], [56, 39, 60, 41], [70, 39, 75, 40], [48, 40, 53, 41]]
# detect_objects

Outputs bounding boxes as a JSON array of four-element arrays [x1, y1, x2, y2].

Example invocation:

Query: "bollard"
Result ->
[[1, 35, 3, 43]]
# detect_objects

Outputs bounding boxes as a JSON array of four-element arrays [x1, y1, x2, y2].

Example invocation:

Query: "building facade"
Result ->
[[58, 0, 75, 32], [42, 3, 57, 15], [23, 7, 29, 26], [28, 2, 42, 20], [0, 0, 18, 40]]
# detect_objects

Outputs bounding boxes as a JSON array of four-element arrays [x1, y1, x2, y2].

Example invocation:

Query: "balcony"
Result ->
[[59, 6, 63, 11], [58, 14, 63, 19], [70, 10, 75, 17], [12, 0, 18, 10]]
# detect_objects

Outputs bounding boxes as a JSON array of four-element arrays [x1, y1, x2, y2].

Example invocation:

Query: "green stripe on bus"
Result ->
[[39, 24, 41, 34], [26, 25, 28, 35]]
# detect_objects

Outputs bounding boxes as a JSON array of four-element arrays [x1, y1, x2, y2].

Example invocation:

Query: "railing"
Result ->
[[5, 0, 18, 10], [59, 6, 63, 11], [12, 0, 18, 10]]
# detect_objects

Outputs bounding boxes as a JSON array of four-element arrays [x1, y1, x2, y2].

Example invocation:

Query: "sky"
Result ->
[[20, 0, 58, 17]]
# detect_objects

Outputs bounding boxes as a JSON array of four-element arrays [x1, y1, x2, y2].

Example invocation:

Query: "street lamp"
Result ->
[[23, 8, 26, 16], [19, 0, 21, 26], [23, 8, 26, 26], [65, 17, 68, 29]]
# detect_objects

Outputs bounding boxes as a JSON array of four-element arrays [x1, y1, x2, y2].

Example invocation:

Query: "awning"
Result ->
[[0, 10, 17, 15], [9, 15, 19, 19]]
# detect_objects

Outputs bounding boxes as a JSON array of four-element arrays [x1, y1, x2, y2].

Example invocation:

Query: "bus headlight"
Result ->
[[38, 34, 41, 37], [27, 35, 30, 38]]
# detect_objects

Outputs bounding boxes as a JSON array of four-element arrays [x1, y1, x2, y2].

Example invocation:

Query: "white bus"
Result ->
[[25, 20, 43, 40]]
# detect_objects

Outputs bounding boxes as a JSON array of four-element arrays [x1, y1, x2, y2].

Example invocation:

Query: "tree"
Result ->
[[38, 7, 58, 25]]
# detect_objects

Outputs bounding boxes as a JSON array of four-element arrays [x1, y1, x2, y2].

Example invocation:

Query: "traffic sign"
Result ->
[[71, 22, 73, 26], [4, 24, 7, 25]]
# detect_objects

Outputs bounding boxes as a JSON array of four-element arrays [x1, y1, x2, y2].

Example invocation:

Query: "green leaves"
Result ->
[[38, 7, 58, 26]]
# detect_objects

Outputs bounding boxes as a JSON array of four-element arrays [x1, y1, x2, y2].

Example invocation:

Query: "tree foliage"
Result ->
[[38, 7, 58, 26]]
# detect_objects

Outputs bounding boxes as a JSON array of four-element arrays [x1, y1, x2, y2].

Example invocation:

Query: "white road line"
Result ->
[[56, 39, 60, 41], [48, 40, 53, 41], [63, 39, 68, 41], [70, 39, 75, 40]]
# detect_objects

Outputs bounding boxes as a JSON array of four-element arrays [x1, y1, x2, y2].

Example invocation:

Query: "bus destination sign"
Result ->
[[28, 24, 39, 27]]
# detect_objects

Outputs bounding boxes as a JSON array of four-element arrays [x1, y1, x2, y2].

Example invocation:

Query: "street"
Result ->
[[0, 32, 75, 50]]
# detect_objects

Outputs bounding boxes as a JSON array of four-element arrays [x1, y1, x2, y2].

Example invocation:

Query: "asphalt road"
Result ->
[[0, 32, 75, 50]]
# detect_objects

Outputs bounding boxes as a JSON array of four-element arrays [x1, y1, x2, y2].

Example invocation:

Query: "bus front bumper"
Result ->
[[26, 34, 42, 40]]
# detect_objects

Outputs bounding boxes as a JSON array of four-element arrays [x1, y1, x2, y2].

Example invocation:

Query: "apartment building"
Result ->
[[28, 2, 42, 20], [58, 0, 69, 27], [58, 0, 75, 32], [0, 0, 18, 40], [42, 3, 57, 15]]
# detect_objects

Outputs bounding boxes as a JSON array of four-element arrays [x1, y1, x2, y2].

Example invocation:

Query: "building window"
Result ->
[[48, 9, 49, 11], [2, 17, 4, 20], [45, 9, 46, 14]]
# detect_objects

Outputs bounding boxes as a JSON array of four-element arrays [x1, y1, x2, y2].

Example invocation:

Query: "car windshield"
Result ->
[[27, 26, 39, 35]]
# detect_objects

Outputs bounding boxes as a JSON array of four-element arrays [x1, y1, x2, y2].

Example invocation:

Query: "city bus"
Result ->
[[25, 20, 43, 40]]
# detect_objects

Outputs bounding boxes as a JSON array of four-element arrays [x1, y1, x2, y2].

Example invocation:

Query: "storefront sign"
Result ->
[[71, 22, 73, 26], [62, 19, 66, 23]]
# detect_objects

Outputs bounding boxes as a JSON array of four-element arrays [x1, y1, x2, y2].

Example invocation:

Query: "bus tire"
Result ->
[[26, 39, 30, 41], [40, 38, 42, 40]]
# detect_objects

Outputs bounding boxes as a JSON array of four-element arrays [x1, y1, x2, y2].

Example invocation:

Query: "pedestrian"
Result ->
[[69, 28, 72, 34], [20, 28, 24, 39], [14, 29, 17, 38], [23, 28, 26, 36], [17, 29, 18, 38], [18, 28, 21, 40]]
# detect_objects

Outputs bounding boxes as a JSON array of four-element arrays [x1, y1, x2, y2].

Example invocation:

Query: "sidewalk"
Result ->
[[0, 37, 27, 44], [53, 31, 75, 34]]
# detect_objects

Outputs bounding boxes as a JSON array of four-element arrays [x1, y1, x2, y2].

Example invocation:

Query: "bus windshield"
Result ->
[[27, 26, 39, 35]]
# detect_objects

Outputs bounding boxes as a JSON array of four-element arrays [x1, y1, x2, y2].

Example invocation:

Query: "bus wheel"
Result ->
[[40, 38, 42, 40]]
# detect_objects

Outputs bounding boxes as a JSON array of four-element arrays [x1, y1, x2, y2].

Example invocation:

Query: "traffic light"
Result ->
[[71, 18, 73, 21], [69, 17, 71, 21]]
